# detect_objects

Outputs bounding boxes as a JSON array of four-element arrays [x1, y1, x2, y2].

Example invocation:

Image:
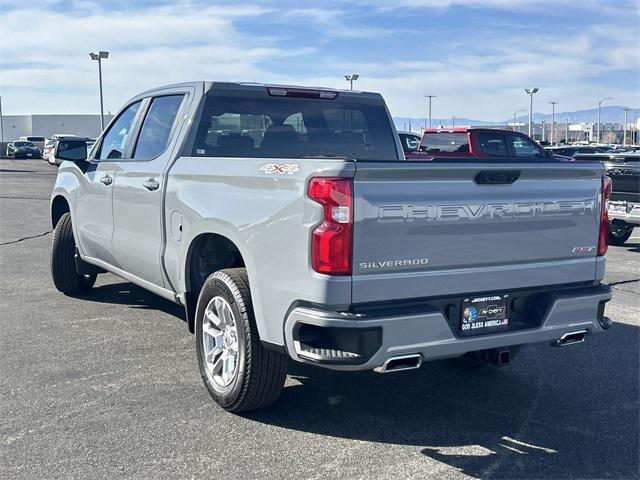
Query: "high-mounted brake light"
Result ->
[[308, 177, 352, 275], [598, 175, 612, 256], [267, 87, 338, 100]]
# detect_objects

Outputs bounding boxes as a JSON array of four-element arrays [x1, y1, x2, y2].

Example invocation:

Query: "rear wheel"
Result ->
[[608, 221, 634, 246], [50, 212, 96, 294], [195, 268, 288, 412]]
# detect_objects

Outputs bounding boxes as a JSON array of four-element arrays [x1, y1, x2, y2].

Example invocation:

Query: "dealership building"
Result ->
[[0, 114, 114, 142]]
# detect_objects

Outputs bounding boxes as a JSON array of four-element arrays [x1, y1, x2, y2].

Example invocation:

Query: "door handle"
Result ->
[[100, 175, 113, 186], [143, 178, 160, 191]]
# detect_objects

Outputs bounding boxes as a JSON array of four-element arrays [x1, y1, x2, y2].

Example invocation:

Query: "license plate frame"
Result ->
[[460, 294, 510, 336]]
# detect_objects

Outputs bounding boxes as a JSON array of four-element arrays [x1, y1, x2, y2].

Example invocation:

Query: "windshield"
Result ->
[[14, 141, 35, 147], [421, 132, 469, 153], [192, 92, 398, 161]]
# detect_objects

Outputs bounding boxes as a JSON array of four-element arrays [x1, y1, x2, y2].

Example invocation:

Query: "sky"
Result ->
[[1, 0, 639, 120]]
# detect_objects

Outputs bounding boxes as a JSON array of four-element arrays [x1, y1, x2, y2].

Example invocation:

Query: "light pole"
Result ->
[[424, 95, 436, 129], [596, 96, 613, 144], [90, 51, 109, 131], [623, 107, 629, 146], [549, 101, 558, 145], [344, 74, 359, 91], [565, 118, 569, 144], [513, 109, 526, 133], [524, 88, 539, 138], [0, 96, 4, 144]]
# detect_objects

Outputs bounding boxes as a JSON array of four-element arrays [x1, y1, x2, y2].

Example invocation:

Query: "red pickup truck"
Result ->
[[405, 128, 548, 159]]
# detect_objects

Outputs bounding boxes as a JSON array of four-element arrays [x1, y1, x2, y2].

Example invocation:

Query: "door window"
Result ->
[[508, 134, 543, 157], [133, 95, 185, 160], [97, 101, 141, 160], [477, 132, 509, 156]]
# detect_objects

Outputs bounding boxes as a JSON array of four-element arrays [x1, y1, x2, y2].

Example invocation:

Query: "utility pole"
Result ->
[[451, 116, 455, 128], [525, 88, 539, 138], [565, 118, 569, 144], [90, 51, 109, 131], [549, 101, 558, 145], [424, 95, 436, 129], [623, 108, 629, 146], [344, 74, 359, 91], [597, 97, 613, 143]]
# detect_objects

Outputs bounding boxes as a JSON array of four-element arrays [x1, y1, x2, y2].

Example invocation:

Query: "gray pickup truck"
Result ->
[[50, 82, 613, 412]]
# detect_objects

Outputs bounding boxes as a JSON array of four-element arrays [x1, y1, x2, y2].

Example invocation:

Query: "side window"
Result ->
[[477, 132, 509, 156], [284, 112, 307, 134], [97, 101, 141, 160], [133, 95, 185, 160], [508, 134, 543, 157]]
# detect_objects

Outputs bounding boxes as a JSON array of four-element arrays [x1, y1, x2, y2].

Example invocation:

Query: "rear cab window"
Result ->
[[421, 132, 469, 153], [192, 87, 398, 161]]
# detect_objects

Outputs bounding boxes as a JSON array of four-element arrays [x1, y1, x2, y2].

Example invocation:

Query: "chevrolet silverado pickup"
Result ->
[[50, 82, 612, 412]]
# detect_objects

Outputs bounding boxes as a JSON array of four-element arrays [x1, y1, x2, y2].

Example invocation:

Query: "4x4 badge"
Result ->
[[259, 164, 299, 175]]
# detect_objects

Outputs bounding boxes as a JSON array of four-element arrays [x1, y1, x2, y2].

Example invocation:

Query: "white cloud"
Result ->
[[0, 2, 295, 113], [0, 0, 638, 120]]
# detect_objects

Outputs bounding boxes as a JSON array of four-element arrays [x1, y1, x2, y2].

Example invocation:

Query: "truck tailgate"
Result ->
[[352, 161, 603, 303]]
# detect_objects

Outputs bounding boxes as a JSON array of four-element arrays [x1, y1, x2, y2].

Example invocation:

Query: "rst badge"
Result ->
[[572, 246, 596, 254], [259, 164, 299, 175]]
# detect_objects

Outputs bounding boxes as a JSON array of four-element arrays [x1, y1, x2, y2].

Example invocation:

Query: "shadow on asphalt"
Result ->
[[78, 279, 639, 479], [622, 241, 639, 253], [83, 281, 185, 319], [245, 325, 639, 479]]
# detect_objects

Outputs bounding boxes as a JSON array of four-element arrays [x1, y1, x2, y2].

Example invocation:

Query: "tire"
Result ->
[[195, 268, 288, 412], [608, 222, 634, 246], [50, 212, 96, 294]]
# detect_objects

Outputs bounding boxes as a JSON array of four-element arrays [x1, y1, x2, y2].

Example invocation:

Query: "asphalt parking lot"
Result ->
[[1, 158, 638, 480]]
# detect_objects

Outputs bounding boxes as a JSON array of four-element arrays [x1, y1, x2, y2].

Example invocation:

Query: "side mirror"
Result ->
[[55, 139, 88, 162]]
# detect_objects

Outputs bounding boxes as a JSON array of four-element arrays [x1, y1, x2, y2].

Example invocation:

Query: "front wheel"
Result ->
[[195, 268, 288, 412], [50, 212, 96, 294], [608, 221, 634, 246]]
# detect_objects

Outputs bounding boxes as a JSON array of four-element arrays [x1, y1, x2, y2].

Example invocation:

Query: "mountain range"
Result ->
[[393, 106, 639, 130]]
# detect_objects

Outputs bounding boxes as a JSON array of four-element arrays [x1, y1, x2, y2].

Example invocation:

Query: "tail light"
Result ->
[[308, 177, 352, 275], [598, 175, 612, 256]]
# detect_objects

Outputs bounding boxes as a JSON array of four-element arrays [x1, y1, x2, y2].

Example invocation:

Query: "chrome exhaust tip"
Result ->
[[552, 329, 588, 347], [374, 354, 422, 373]]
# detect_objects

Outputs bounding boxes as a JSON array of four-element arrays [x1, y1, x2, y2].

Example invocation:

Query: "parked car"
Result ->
[[545, 146, 609, 157], [19, 136, 46, 150], [397, 131, 421, 157], [406, 128, 549, 159], [6, 141, 41, 158], [575, 153, 639, 245], [42, 138, 57, 162], [50, 81, 612, 412]]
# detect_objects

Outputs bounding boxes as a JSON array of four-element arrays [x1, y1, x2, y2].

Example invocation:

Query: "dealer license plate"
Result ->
[[460, 294, 509, 336]]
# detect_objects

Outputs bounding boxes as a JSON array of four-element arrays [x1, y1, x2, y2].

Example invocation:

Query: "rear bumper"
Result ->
[[284, 284, 612, 371], [608, 201, 640, 225]]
